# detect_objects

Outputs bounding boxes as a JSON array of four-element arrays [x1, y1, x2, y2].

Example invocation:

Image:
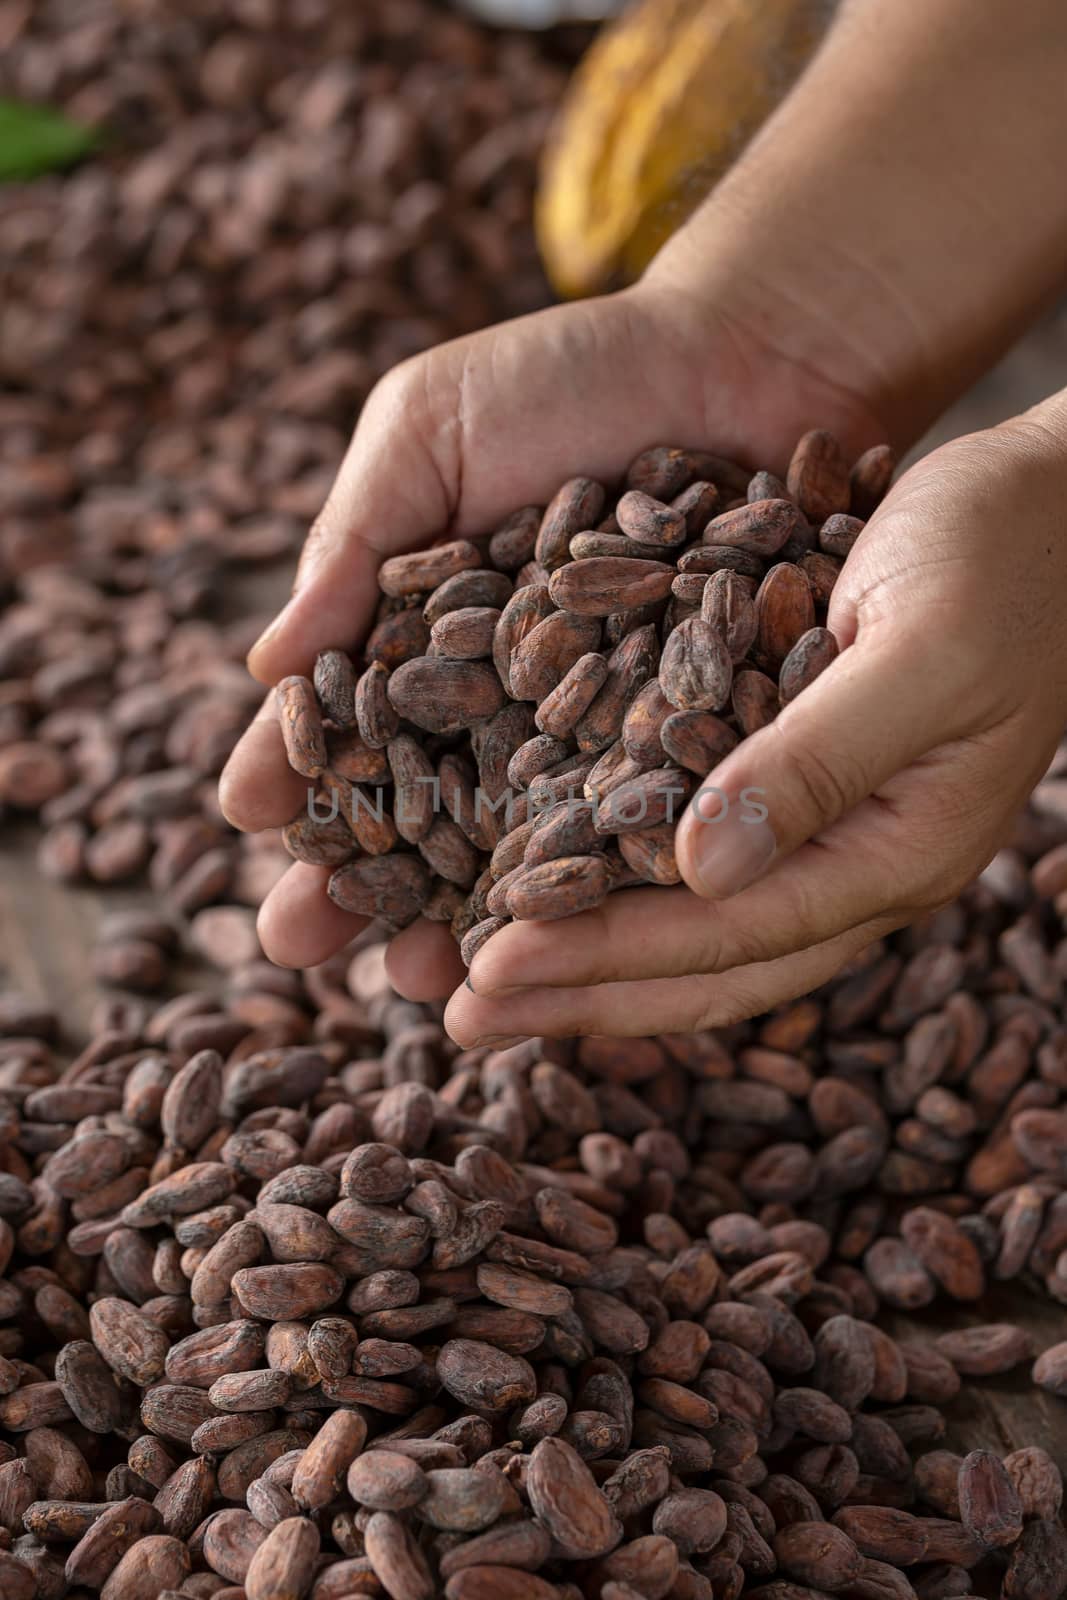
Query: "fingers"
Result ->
[[446, 918, 890, 1045], [256, 863, 465, 989], [468, 714, 1047, 1006], [256, 862, 369, 969], [247, 290, 692, 684], [674, 622, 982, 903], [467, 806, 908, 995], [219, 692, 308, 833], [384, 918, 467, 1003]]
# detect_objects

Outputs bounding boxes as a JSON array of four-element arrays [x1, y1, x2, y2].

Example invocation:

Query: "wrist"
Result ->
[[642, 0, 1067, 457], [646, 179, 954, 458], [634, 212, 892, 467]]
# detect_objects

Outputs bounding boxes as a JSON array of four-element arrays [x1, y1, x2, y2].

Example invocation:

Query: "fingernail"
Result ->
[[689, 795, 776, 899], [464, 977, 474, 992], [475, 1033, 524, 1048]]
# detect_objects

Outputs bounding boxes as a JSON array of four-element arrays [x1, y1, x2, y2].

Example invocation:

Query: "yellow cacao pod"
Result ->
[[536, 0, 837, 299]]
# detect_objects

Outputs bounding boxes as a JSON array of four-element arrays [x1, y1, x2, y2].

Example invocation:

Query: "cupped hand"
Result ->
[[450, 407, 1067, 1043], [219, 275, 880, 998]]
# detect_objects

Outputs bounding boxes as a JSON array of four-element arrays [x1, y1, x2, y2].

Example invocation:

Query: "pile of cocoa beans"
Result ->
[[275, 431, 892, 956], [12, 754, 1067, 1600], [1, 0, 578, 587], [4, 931, 1067, 1600], [0, 0, 584, 991]]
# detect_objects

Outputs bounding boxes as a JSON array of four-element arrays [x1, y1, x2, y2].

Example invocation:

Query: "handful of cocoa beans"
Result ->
[[277, 431, 895, 958]]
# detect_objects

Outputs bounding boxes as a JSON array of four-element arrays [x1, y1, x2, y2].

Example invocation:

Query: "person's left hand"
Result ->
[[446, 403, 1067, 1044]]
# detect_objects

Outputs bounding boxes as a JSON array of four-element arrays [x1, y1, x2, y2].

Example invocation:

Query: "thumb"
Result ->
[[246, 360, 451, 683], [247, 290, 681, 684], [674, 625, 972, 900]]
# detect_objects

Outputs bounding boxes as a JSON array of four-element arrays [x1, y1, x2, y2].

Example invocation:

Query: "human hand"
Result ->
[[219, 274, 881, 1000], [448, 401, 1067, 1043]]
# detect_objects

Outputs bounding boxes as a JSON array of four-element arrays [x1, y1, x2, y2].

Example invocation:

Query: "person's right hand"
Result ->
[[449, 402, 1067, 1044], [218, 270, 885, 1004]]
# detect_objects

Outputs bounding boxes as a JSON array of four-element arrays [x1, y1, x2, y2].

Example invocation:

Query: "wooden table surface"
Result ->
[[0, 559, 291, 1037], [890, 1289, 1067, 1460]]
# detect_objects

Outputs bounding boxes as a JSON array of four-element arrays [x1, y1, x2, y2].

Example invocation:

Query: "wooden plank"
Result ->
[[0, 563, 288, 1041], [890, 1283, 1067, 1460], [0, 822, 114, 1041]]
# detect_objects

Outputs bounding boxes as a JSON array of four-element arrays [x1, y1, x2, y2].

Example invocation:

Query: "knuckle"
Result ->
[[580, 907, 620, 982], [772, 725, 862, 828], [703, 914, 763, 975], [557, 1007, 603, 1040], [770, 868, 830, 954], [694, 980, 762, 1032], [368, 356, 426, 417]]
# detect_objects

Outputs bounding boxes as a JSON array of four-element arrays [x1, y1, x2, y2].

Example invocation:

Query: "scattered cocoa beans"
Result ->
[[0, 0, 588, 990], [2, 911, 1067, 1597]]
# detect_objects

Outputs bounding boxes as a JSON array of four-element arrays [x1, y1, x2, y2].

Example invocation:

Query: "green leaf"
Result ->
[[0, 98, 100, 181]]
